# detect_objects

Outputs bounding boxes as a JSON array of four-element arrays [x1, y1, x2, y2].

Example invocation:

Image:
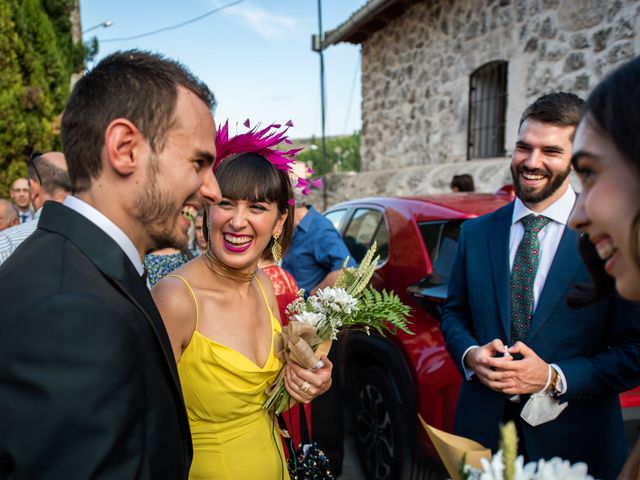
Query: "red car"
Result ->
[[324, 192, 640, 480]]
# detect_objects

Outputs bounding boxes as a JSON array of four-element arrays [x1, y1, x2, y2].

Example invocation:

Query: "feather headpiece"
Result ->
[[214, 119, 322, 199]]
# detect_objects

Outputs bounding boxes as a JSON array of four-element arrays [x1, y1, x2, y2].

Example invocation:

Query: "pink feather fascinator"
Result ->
[[214, 119, 322, 199]]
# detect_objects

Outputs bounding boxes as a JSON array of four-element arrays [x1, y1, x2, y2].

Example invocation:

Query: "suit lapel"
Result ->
[[526, 226, 581, 342], [38, 203, 183, 400], [487, 203, 514, 341]]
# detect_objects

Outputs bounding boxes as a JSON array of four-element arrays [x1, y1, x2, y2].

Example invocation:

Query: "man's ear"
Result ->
[[28, 178, 40, 203], [104, 118, 146, 176]]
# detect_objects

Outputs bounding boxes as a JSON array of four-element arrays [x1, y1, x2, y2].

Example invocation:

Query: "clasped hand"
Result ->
[[466, 339, 550, 395], [283, 355, 333, 404]]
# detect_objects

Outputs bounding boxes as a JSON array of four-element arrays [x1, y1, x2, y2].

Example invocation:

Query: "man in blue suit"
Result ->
[[441, 92, 640, 480]]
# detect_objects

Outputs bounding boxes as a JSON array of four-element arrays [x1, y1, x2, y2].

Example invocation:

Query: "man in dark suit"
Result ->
[[0, 50, 221, 479], [441, 92, 640, 480]]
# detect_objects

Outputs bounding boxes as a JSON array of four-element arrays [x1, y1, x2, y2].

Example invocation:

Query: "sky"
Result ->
[[80, 0, 366, 139]]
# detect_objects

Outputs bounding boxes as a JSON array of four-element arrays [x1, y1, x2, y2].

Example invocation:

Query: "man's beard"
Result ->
[[134, 159, 188, 251], [510, 163, 571, 204]]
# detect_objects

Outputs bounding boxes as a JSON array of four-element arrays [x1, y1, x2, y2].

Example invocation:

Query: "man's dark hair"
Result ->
[[518, 92, 584, 134], [28, 154, 71, 195], [450, 174, 475, 192], [62, 50, 216, 193]]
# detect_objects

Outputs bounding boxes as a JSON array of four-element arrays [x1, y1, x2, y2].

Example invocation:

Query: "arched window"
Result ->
[[468, 61, 508, 159]]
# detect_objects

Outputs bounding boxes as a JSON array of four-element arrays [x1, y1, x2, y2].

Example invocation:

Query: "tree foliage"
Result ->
[[296, 132, 361, 175], [0, 0, 93, 198]]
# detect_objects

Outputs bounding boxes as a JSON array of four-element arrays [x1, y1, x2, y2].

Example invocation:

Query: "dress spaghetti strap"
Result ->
[[255, 277, 277, 324], [167, 274, 199, 329]]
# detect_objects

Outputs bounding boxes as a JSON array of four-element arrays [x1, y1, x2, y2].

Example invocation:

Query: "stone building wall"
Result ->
[[315, 0, 640, 210]]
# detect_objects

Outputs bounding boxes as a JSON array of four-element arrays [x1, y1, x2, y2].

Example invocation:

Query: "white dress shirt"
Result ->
[[462, 186, 576, 393], [64, 196, 145, 276]]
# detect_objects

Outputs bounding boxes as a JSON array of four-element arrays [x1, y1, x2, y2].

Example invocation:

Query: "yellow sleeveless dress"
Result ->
[[169, 275, 289, 480]]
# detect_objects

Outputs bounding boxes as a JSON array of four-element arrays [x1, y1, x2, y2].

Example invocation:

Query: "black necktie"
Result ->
[[20, 214, 27, 223]]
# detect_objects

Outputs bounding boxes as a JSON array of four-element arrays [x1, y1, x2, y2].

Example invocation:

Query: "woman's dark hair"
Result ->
[[568, 56, 640, 307], [450, 174, 475, 192], [207, 153, 294, 259], [567, 234, 615, 308]]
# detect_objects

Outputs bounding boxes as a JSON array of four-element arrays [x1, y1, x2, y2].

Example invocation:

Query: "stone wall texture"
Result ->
[[316, 0, 640, 211]]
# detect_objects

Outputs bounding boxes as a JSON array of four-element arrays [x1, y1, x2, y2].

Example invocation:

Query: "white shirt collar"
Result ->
[[63, 196, 145, 276], [511, 185, 576, 227]]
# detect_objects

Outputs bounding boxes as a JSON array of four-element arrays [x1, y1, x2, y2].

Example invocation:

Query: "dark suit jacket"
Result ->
[[0, 202, 192, 479], [441, 201, 640, 480]]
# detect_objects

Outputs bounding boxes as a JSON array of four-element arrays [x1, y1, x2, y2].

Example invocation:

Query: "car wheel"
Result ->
[[353, 366, 430, 480]]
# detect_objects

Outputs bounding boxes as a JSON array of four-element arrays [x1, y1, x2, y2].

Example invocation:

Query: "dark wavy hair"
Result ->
[[568, 56, 640, 307]]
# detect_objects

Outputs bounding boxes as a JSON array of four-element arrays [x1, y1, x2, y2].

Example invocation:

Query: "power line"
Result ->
[[99, 0, 246, 43]]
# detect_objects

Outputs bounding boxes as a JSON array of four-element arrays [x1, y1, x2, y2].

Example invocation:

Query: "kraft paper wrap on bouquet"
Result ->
[[418, 415, 491, 480], [267, 320, 332, 396]]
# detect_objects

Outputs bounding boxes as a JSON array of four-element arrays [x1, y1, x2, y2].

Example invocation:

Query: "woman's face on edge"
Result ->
[[569, 116, 640, 301], [206, 197, 286, 272]]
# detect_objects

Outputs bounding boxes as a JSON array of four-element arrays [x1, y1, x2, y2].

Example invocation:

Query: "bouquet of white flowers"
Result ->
[[264, 243, 412, 415], [461, 422, 596, 480]]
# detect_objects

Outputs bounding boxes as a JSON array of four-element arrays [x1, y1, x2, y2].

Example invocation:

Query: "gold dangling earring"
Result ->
[[271, 231, 282, 263]]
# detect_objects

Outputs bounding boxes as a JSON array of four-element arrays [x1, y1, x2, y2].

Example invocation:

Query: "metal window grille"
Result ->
[[468, 61, 508, 159]]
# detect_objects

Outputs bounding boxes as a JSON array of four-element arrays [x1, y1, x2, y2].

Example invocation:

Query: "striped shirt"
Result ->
[[0, 208, 42, 265]]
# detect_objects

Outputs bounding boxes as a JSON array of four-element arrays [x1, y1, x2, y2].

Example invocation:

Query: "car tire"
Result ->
[[353, 366, 437, 480]]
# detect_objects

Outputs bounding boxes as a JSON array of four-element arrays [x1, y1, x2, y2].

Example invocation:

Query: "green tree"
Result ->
[[0, 0, 93, 197], [297, 132, 361, 176]]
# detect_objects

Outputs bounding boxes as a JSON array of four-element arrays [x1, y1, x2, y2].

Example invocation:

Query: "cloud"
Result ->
[[222, 2, 298, 40]]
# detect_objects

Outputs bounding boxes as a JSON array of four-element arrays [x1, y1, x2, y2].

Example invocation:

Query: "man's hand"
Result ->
[[465, 338, 514, 392], [482, 341, 551, 395]]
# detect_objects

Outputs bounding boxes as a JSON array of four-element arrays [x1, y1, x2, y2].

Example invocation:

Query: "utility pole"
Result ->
[[312, 0, 328, 210]]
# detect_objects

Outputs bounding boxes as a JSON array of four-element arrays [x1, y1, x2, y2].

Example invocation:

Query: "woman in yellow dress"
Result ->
[[152, 122, 333, 479]]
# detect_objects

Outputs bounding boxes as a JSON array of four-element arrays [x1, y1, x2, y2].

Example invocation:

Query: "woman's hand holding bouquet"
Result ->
[[265, 243, 412, 414]]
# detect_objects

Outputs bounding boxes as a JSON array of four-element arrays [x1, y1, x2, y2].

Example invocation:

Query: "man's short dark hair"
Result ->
[[62, 50, 216, 193], [518, 92, 584, 133], [28, 154, 71, 195]]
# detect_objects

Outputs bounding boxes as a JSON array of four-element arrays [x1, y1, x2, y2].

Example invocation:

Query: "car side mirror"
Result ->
[[407, 278, 448, 320]]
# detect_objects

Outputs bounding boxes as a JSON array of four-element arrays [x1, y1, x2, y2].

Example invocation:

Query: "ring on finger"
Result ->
[[300, 381, 311, 393]]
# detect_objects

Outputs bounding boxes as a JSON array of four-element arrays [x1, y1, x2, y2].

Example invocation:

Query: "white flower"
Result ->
[[315, 287, 359, 314], [466, 451, 594, 480], [292, 311, 324, 327]]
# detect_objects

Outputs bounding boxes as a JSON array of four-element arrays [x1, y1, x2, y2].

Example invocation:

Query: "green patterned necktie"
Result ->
[[510, 214, 551, 342]]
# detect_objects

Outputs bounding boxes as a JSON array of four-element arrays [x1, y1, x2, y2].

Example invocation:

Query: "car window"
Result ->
[[324, 209, 348, 231], [343, 208, 387, 264], [418, 220, 463, 282]]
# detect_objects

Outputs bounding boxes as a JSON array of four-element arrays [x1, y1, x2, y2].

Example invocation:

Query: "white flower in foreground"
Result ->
[[479, 450, 505, 480], [530, 457, 593, 480], [292, 311, 324, 327]]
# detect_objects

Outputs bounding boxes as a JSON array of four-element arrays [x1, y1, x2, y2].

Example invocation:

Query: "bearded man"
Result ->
[[441, 92, 640, 480], [0, 51, 221, 479]]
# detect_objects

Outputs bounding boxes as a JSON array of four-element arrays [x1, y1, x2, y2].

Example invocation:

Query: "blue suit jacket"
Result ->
[[441, 201, 640, 480]]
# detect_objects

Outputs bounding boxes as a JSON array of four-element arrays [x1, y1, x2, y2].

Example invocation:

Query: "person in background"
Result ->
[[0, 50, 220, 479], [567, 56, 640, 480], [10, 178, 33, 223], [282, 193, 356, 476], [192, 208, 207, 256], [450, 173, 475, 192], [144, 247, 194, 287], [0, 151, 70, 265], [152, 121, 332, 480], [0, 199, 19, 231], [441, 92, 640, 479]]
